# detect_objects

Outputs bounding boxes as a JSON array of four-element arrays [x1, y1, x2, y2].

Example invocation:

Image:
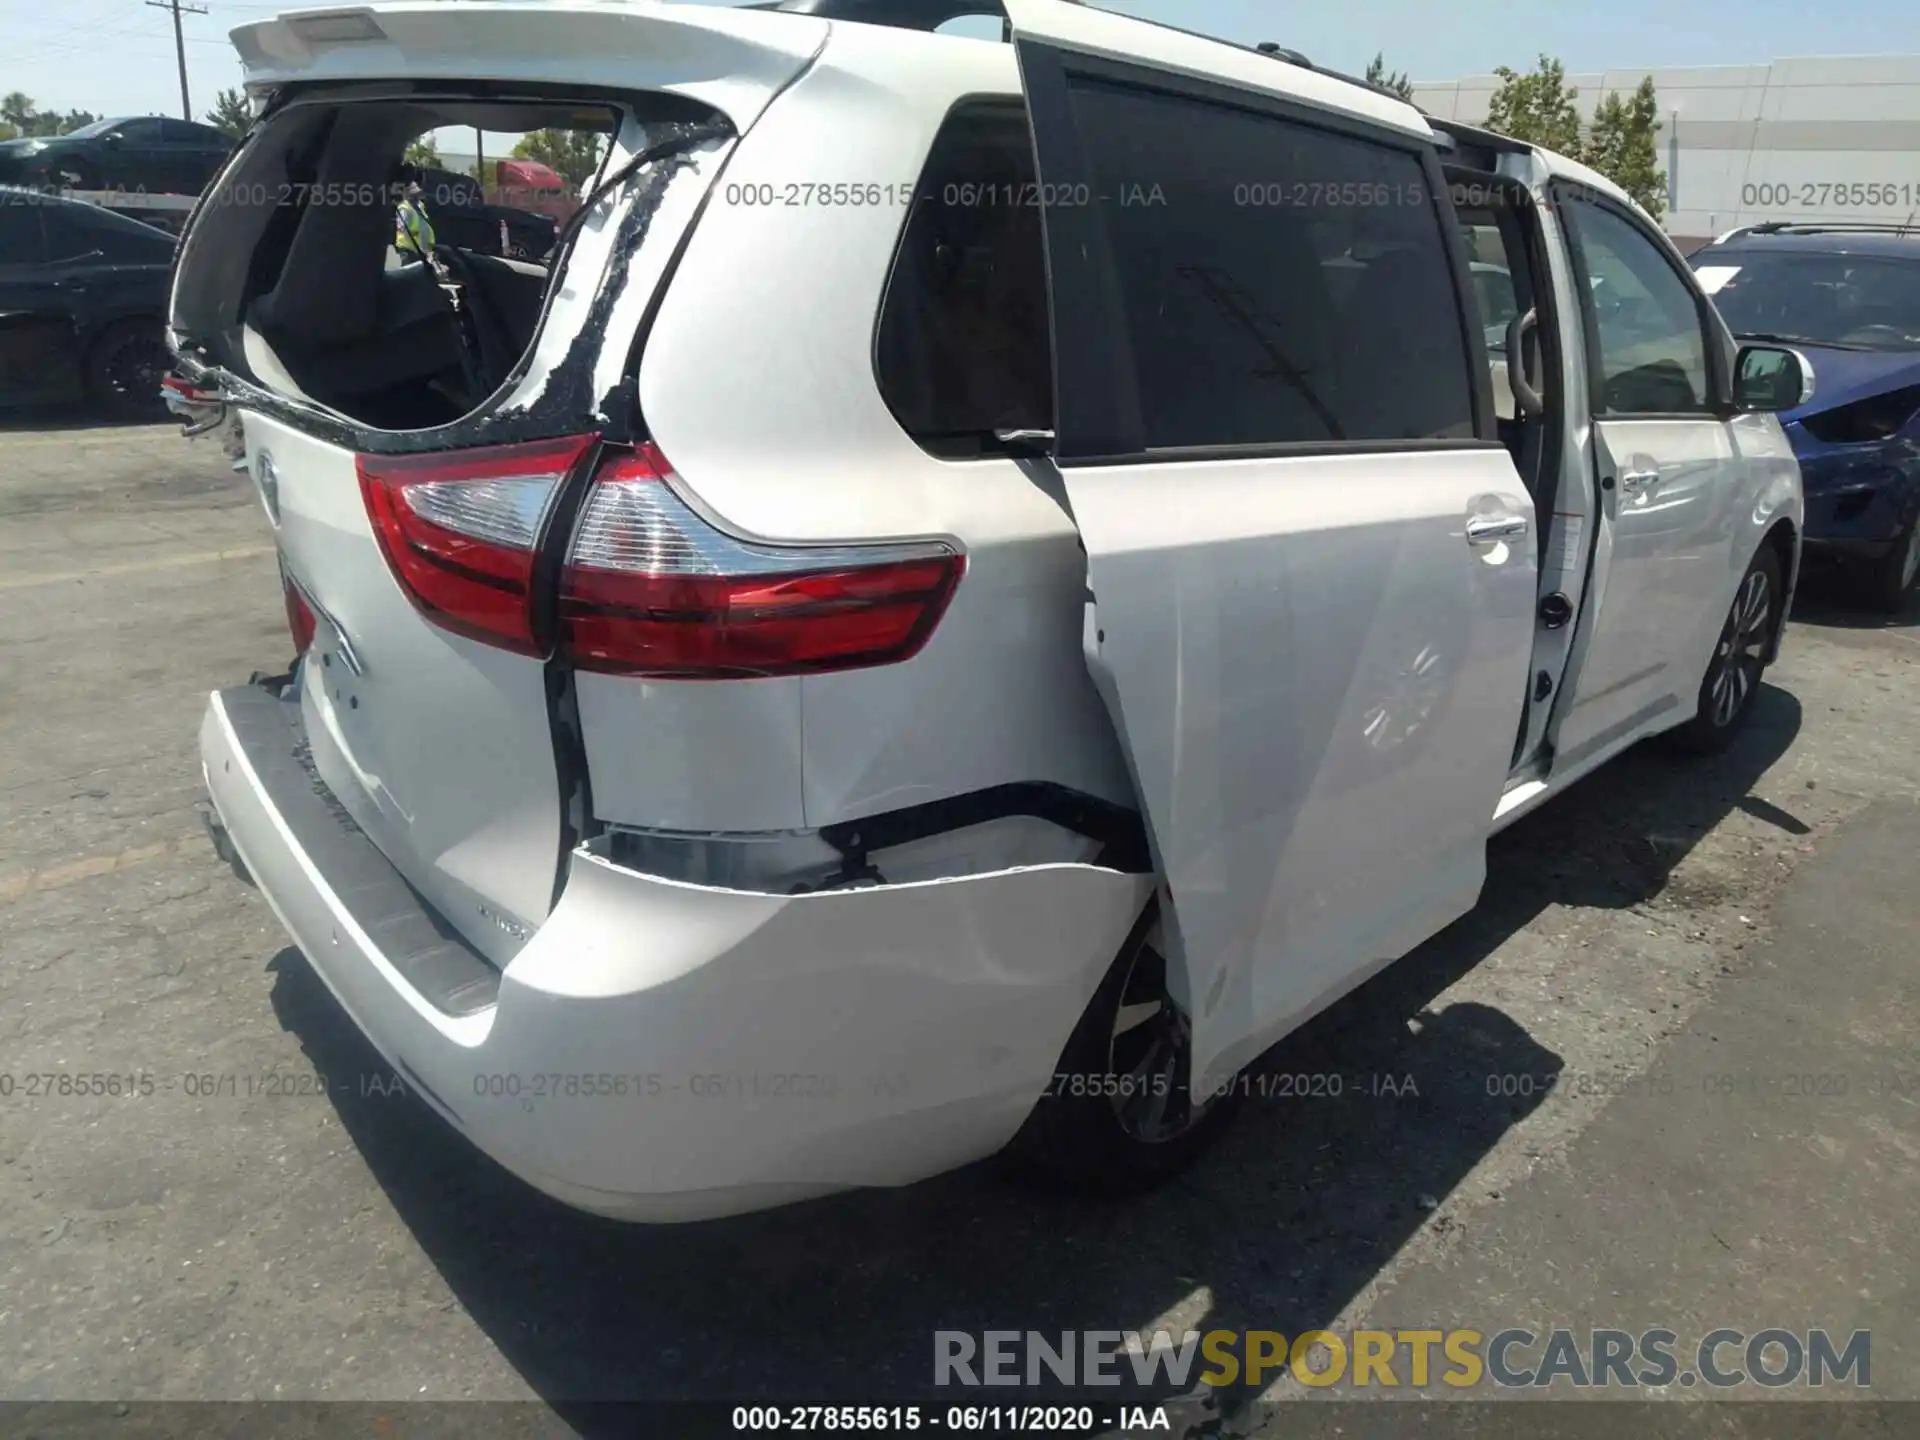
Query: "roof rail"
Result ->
[[1248, 39, 1426, 108], [750, 2, 1422, 111], [746, 0, 1007, 26], [1745, 220, 1920, 238]]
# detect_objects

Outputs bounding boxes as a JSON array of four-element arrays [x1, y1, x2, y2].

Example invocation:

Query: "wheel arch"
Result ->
[[1760, 516, 1800, 664]]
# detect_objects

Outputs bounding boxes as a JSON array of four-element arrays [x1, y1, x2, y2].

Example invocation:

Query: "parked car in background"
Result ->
[[0, 187, 175, 417], [407, 166, 561, 261], [0, 116, 233, 196], [178, 0, 1804, 1222], [1693, 223, 1920, 609]]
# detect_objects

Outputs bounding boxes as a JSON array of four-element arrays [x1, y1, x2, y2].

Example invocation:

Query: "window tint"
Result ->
[[38, 204, 94, 263], [1065, 78, 1475, 448], [84, 211, 176, 264], [875, 103, 1053, 455], [1699, 251, 1920, 351], [0, 197, 47, 264], [160, 119, 209, 145], [1568, 198, 1710, 414], [115, 118, 164, 143]]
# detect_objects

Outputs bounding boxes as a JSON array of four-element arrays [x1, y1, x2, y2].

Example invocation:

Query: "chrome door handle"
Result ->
[[1618, 468, 1660, 495], [1466, 515, 1530, 543]]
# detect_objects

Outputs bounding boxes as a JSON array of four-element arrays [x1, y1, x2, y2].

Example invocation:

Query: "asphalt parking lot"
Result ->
[[2, 419, 1917, 1432]]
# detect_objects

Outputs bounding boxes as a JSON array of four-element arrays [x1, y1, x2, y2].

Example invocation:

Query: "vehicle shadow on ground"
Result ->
[[266, 686, 1801, 1430], [1788, 557, 1920, 632]]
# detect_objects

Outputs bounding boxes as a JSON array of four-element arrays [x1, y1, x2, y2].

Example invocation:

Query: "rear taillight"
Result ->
[[559, 444, 963, 678], [161, 374, 215, 404], [282, 571, 316, 657], [357, 436, 962, 676], [357, 435, 596, 655]]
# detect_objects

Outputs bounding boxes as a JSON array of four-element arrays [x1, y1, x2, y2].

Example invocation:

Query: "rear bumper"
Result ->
[[201, 683, 1148, 1221]]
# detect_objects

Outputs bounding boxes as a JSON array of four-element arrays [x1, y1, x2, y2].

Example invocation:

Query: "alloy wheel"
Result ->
[[1708, 567, 1771, 728], [1900, 525, 1920, 593], [101, 331, 168, 404]]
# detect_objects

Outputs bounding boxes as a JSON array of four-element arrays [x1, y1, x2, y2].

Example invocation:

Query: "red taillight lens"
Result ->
[[559, 444, 963, 678], [357, 435, 596, 655], [282, 571, 317, 657], [161, 374, 215, 404]]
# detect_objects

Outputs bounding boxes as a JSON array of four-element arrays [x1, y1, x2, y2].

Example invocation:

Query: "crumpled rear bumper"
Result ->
[[200, 682, 1149, 1221]]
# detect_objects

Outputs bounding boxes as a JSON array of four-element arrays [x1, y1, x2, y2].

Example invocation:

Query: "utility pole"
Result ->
[[146, 0, 209, 121]]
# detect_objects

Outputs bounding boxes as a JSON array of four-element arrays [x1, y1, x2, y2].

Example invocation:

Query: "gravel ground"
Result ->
[[0, 419, 1915, 1429]]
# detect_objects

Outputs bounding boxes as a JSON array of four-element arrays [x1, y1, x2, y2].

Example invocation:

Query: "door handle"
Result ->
[[1618, 468, 1661, 495], [1466, 514, 1530, 543]]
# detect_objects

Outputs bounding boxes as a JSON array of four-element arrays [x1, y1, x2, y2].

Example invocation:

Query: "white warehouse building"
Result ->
[[1413, 54, 1920, 252]]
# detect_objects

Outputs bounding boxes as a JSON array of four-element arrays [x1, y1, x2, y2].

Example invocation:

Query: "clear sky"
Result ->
[[4, 0, 1915, 127]]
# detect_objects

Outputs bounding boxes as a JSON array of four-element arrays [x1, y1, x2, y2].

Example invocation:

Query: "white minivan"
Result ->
[[181, 0, 1806, 1220]]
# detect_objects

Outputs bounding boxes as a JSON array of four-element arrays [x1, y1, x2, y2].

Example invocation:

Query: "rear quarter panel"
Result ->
[[617, 30, 1134, 834]]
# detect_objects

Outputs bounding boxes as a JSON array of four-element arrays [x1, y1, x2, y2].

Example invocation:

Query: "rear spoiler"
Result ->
[[229, 3, 830, 131]]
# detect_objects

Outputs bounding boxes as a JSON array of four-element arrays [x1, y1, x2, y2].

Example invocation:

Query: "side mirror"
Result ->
[[102, 132, 124, 146], [1733, 344, 1815, 413]]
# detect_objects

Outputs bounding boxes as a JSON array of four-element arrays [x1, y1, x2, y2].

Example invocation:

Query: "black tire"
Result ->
[[84, 318, 169, 421], [1008, 900, 1240, 1193], [1868, 521, 1920, 615], [1668, 545, 1782, 754]]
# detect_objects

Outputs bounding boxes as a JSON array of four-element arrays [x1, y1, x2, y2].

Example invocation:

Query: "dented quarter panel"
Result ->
[[204, 675, 1152, 1216]]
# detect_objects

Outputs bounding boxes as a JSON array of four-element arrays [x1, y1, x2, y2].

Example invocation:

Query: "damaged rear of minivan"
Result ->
[[186, 2, 1170, 1220]]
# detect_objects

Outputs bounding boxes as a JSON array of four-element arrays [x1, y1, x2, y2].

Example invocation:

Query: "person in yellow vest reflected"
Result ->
[[394, 178, 436, 258]]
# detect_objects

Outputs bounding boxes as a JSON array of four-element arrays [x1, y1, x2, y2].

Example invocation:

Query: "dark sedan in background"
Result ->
[[0, 116, 233, 196], [1692, 223, 1920, 610], [1, 188, 176, 419]]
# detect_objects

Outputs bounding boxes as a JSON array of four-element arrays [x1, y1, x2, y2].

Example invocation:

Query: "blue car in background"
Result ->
[[1691, 224, 1920, 611]]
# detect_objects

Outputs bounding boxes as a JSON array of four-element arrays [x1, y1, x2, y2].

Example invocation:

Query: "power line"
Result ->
[[144, 0, 209, 120]]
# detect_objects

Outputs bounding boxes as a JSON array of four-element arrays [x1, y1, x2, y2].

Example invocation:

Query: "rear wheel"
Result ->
[[1009, 901, 1239, 1192], [1669, 546, 1781, 753], [1868, 521, 1920, 614], [84, 318, 169, 421]]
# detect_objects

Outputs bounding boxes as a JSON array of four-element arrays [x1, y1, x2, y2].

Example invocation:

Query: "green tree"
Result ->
[[206, 88, 253, 139], [1483, 55, 1583, 156], [55, 110, 99, 134], [511, 129, 604, 187], [1585, 77, 1668, 219], [403, 135, 443, 169], [1364, 51, 1415, 103], [1, 92, 36, 133]]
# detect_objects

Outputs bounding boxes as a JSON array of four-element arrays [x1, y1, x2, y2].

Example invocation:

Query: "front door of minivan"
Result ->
[[1005, 0, 1538, 1090], [1547, 188, 1740, 770]]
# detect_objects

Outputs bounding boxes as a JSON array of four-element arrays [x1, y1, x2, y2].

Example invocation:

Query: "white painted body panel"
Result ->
[[185, 3, 1803, 1221], [228, 3, 829, 130], [621, 30, 1133, 831], [1523, 145, 1805, 774], [243, 414, 562, 961], [1063, 451, 1537, 1091], [204, 691, 1151, 1221]]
